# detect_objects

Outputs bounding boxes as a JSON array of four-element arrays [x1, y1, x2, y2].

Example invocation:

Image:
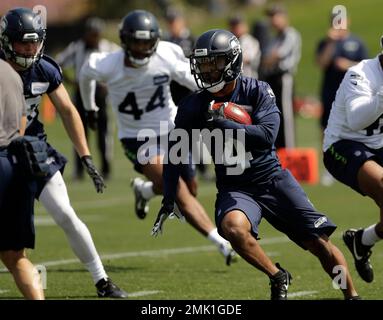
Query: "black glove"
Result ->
[[86, 111, 98, 131], [151, 199, 184, 237], [9, 135, 49, 178], [81, 155, 106, 193]]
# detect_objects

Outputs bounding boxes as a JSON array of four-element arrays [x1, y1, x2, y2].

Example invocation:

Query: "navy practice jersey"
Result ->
[[163, 76, 282, 202], [0, 53, 63, 139]]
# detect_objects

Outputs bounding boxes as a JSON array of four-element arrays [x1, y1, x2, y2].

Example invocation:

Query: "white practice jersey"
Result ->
[[324, 56, 383, 151], [79, 41, 198, 139]]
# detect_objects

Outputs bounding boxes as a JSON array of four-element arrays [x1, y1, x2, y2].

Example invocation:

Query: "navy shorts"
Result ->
[[0, 150, 37, 250], [120, 136, 196, 182], [323, 140, 383, 195], [215, 169, 337, 249], [35, 142, 67, 197]]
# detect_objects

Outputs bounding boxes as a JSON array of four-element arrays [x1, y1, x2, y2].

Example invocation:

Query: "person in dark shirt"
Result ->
[[316, 14, 368, 186], [316, 15, 368, 130], [155, 29, 360, 300]]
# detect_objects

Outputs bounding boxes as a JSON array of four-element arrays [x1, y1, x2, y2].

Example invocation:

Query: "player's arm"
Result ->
[[214, 82, 280, 149], [344, 71, 383, 131], [48, 84, 105, 192], [151, 135, 183, 236], [20, 116, 27, 136], [79, 53, 105, 129], [49, 83, 90, 157], [169, 43, 198, 91], [152, 107, 192, 236], [214, 111, 280, 149]]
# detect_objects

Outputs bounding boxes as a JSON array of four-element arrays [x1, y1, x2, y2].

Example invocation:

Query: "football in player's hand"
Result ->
[[211, 102, 252, 125]]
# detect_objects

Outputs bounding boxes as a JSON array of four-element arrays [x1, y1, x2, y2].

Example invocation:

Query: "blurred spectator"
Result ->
[[251, 18, 271, 79], [252, 19, 271, 56], [56, 17, 119, 180], [316, 14, 368, 186], [163, 8, 195, 104], [316, 15, 368, 131], [262, 4, 301, 148], [164, 8, 195, 58], [229, 15, 261, 79]]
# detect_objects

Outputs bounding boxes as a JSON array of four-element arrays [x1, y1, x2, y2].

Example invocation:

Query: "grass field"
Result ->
[[1, 0, 382, 301], [0, 115, 381, 300]]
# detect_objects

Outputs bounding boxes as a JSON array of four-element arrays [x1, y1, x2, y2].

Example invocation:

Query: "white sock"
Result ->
[[207, 228, 228, 247], [361, 224, 382, 246], [40, 172, 108, 284], [139, 181, 155, 200], [84, 258, 108, 284]]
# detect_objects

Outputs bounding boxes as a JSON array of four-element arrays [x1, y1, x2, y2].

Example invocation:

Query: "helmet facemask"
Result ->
[[191, 49, 241, 93], [119, 10, 161, 68], [2, 31, 45, 70], [120, 25, 160, 68], [124, 36, 159, 67]]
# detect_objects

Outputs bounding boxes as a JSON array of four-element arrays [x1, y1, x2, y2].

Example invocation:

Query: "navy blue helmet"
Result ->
[[119, 10, 161, 67], [0, 7, 46, 69], [190, 29, 242, 93]]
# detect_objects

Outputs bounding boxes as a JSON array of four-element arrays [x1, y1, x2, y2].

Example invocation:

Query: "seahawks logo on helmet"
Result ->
[[0, 17, 7, 35]]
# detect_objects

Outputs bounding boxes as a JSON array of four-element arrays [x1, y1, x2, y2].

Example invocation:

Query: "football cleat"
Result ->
[[343, 229, 374, 283], [96, 278, 128, 298], [219, 242, 237, 266], [131, 177, 149, 219], [269, 263, 292, 300], [346, 295, 362, 300]]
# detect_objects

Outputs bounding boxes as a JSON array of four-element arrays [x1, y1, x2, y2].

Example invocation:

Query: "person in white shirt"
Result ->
[[262, 4, 301, 149], [323, 39, 383, 284], [79, 10, 236, 265], [56, 17, 120, 181]]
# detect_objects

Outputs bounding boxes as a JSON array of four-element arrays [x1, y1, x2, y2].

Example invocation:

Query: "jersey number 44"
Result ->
[[118, 85, 165, 120]]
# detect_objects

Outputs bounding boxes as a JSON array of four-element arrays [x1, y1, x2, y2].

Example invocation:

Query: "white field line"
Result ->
[[35, 215, 104, 226], [35, 183, 217, 213], [128, 290, 162, 298], [34, 197, 129, 214], [0, 239, 281, 272], [288, 290, 318, 298], [0, 288, 159, 297]]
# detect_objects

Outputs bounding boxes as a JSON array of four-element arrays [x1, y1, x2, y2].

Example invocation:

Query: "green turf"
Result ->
[[0, 115, 381, 300]]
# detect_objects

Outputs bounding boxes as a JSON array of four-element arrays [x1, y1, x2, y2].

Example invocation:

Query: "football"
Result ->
[[211, 102, 252, 125]]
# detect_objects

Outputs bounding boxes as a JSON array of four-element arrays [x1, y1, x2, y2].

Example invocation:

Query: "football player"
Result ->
[[79, 10, 235, 264], [0, 59, 43, 299], [157, 29, 360, 300], [0, 7, 127, 298], [323, 37, 383, 284]]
